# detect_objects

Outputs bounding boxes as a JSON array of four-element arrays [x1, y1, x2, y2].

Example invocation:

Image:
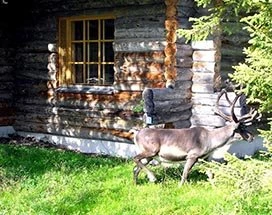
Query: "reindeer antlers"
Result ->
[[214, 89, 239, 122], [215, 89, 261, 124]]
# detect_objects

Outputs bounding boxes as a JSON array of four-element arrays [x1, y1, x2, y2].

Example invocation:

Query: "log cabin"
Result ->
[[0, 0, 266, 157]]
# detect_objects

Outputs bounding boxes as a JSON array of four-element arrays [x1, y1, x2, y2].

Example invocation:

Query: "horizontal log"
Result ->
[[15, 113, 143, 132], [177, 0, 195, 7], [173, 119, 191, 128], [115, 66, 165, 82], [192, 72, 215, 83], [0, 66, 13, 74], [0, 117, 14, 126], [143, 88, 191, 102], [0, 74, 14, 82], [16, 92, 143, 111], [190, 114, 226, 127], [56, 86, 114, 95], [113, 40, 166, 52], [15, 31, 55, 44], [16, 105, 143, 120], [19, 41, 49, 53], [176, 18, 192, 29], [115, 28, 165, 40], [192, 62, 217, 72], [56, 90, 142, 102], [114, 80, 165, 91], [193, 50, 220, 62], [222, 33, 249, 45], [192, 83, 214, 93], [177, 6, 195, 17], [16, 69, 54, 81], [176, 44, 193, 57], [151, 109, 192, 124], [221, 47, 244, 57], [0, 102, 13, 108], [174, 80, 192, 91], [192, 92, 247, 107], [13, 122, 133, 143], [16, 53, 49, 64], [115, 4, 165, 18], [176, 56, 193, 68], [153, 101, 192, 113], [192, 105, 247, 117], [176, 68, 193, 81], [115, 14, 165, 29], [192, 40, 219, 50], [0, 82, 13, 91], [0, 58, 8, 65], [0, 91, 13, 99], [0, 107, 14, 116]]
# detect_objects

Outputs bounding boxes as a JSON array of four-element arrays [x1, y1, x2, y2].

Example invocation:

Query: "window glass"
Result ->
[[104, 42, 114, 62], [87, 43, 98, 62], [72, 21, 83, 40], [104, 64, 114, 84], [72, 43, 83, 62], [88, 20, 98, 40], [74, 64, 84, 83], [59, 17, 114, 85], [104, 19, 114, 40], [87, 64, 99, 84]]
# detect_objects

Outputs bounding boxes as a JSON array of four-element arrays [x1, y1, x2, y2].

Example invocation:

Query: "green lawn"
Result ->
[[0, 142, 271, 215]]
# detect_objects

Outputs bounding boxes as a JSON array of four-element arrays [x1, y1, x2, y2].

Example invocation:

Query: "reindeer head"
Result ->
[[215, 89, 260, 142]]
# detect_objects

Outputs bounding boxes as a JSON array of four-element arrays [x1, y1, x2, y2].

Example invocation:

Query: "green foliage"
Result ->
[[132, 99, 144, 113], [198, 152, 272, 213], [177, 0, 272, 144]]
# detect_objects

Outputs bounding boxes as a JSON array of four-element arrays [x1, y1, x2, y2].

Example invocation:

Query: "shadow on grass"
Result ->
[[134, 164, 208, 185], [0, 143, 127, 184]]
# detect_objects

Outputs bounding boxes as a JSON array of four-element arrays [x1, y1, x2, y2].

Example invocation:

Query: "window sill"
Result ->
[[56, 85, 114, 95]]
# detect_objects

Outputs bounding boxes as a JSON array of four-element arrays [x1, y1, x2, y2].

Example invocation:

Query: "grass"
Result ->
[[0, 142, 271, 215]]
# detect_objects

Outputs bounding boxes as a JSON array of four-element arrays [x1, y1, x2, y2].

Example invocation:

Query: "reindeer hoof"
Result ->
[[148, 174, 157, 183], [178, 179, 187, 187]]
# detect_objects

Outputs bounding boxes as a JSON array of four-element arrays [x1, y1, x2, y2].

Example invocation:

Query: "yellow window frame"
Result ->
[[58, 15, 115, 86]]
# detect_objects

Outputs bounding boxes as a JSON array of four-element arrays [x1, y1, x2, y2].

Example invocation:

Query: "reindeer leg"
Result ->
[[133, 158, 153, 184], [180, 157, 197, 186], [133, 154, 156, 183]]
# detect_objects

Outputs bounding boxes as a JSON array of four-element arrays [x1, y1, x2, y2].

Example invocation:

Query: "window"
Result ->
[[58, 16, 115, 86]]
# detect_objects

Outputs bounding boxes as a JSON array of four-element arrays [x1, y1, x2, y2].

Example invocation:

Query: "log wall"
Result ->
[[141, 0, 195, 129], [8, 0, 173, 143], [221, 23, 248, 88], [189, 5, 249, 128], [0, 4, 14, 126], [1, 0, 252, 143]]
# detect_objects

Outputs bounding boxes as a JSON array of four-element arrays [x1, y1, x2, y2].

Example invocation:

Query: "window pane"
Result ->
[[87, 64, 98, 84], [87, 43, 98, 62], [72, 43, 83, 62], [72, 21, 83, 40], [104, 64, 114, 84], [104, 42, 114, 62], [104, 19, 114, 40], [74, 64, 84, 83], [88, 20, 98, 40]]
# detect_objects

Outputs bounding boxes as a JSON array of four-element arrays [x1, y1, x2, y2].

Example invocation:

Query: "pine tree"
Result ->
[[177, 0, 272, 145]]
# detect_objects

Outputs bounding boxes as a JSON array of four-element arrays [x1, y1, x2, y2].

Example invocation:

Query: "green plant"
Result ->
[[132, 99, 144, 113], [198, 152, 272, 214], [177, 0, 272, 145]]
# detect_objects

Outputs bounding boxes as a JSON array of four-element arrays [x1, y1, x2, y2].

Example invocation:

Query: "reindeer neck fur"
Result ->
[[208, 122, 239, 149]]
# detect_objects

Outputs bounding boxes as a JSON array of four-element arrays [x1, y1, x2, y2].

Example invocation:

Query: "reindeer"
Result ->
[[132, 89, 259, 185]]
